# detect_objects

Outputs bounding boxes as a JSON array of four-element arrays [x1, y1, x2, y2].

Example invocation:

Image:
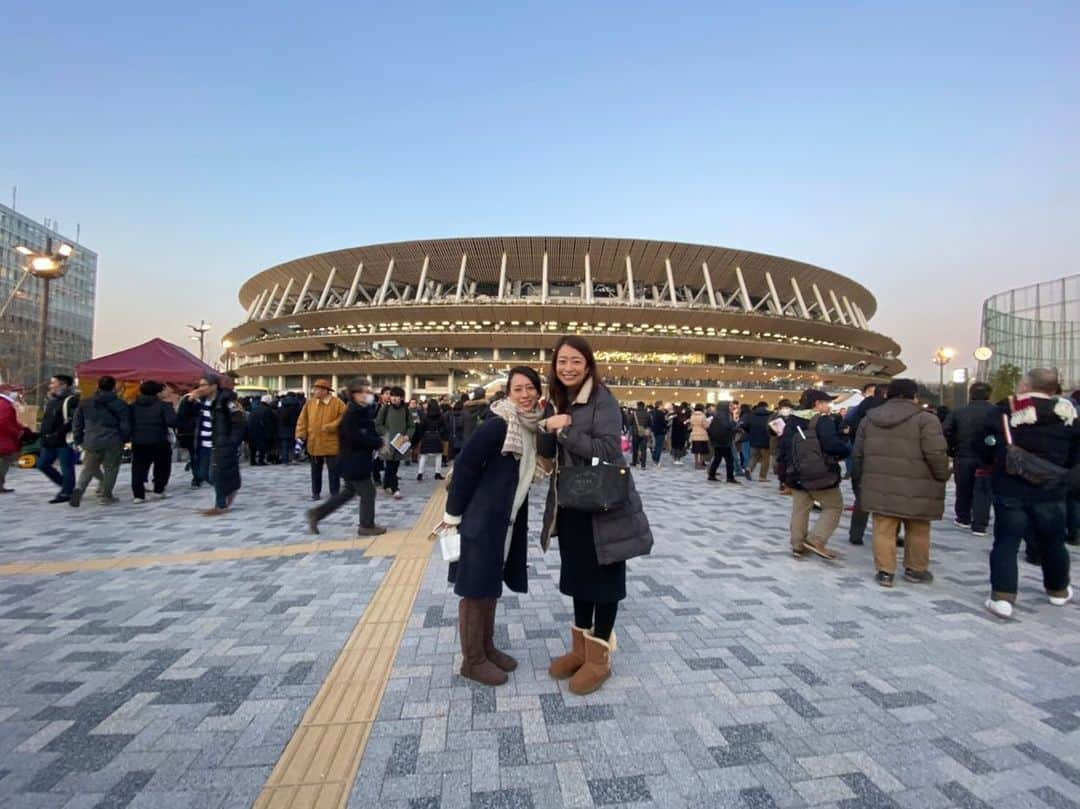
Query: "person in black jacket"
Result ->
[[195, 374, 246, 516], [36, 374, 80, 503], [707, 404, 740, 483], [982, 369, 1079, 619], [942, 381, 996, 536], [670, 405, 689, 465], [744, 402, 774, 481], [246, 395, 278, 466], [70, 376, 132, 507], [847, 387, 886, 545], [306, 377, 385, 536], [415, 400, 449, 481], [275, 392, 302, 464], [649, 401, 669, 467], [777, 389, 850, 560], [129, 381, 178, 502]]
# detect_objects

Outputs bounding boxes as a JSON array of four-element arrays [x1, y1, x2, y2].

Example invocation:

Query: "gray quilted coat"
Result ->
[[540, 381, 654, 564]]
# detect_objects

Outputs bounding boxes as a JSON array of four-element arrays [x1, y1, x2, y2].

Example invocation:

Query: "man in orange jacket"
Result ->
[[296, 379, 347, 499]]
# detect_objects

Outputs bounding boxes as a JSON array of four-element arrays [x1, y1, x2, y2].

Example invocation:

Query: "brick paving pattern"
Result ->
[[1, 459, 1079, 808]]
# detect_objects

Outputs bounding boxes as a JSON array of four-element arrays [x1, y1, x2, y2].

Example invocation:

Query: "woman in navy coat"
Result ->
[[440, 366, 549, 687]]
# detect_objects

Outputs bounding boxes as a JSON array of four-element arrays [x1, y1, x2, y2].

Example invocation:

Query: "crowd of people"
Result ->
[[3, 345, 1078, 690]]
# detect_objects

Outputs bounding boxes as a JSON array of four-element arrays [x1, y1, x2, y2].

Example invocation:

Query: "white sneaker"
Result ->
[[985, 598, 1013, 619], [393, 490, 403, 500], [133, 498, 146, 504], [1049, 586, 1074, 607]]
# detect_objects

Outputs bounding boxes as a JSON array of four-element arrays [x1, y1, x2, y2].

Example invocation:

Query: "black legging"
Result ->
[[573, 599, 618, 641]]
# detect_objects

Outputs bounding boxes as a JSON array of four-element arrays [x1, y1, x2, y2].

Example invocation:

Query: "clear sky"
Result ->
[[4, 1, 1078, 383]]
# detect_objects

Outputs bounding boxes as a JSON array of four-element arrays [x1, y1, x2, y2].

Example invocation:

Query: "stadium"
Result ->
[[223, 237, 904, 403]]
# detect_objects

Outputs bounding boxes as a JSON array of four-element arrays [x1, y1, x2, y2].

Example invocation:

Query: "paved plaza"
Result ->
[[1, 459, 1079, 809]]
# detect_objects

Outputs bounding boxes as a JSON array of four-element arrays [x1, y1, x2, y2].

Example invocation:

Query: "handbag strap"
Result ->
[[1001, 412, 1013, 446]]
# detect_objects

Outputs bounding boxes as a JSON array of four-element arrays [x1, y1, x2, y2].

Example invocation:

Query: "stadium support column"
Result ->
[[274, 278, 294, 318], [497, 252, 507, 300], [376, 259, 395, 306], [584, 254, 593, 303], [293, 272, 314, 315], [625, 256, 635, 305], [317, 268, 337, 310], [455, 253, 468, 302], [245, 290, 265, 323], [302, 374, 310, 392], [541, 252, 549, 304], [416, 256, 429, 303], [405, 374, 414, 400], [260, 284, 280, 319], [734, 267, 752, 312], [345, 263, 364, 306], [448, 370, 456, 396], [665, 258, 678, 305], [702, 262, 717, 308]]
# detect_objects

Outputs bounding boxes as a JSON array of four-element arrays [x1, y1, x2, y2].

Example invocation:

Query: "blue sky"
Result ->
[[4, 1, 1078, 382]]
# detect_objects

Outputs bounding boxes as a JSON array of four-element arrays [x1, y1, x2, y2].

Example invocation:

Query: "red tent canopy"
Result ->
[[76, 338, 232, 387]]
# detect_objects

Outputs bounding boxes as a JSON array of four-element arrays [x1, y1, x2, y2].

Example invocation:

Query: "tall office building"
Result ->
[[0, 203, 97, 389]]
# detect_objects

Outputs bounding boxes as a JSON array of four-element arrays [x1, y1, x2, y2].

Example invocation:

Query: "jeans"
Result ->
[[707, 445, 735, 480], [310, 454, 341, 497], [736, 442, 751, 472], [131, 442, 172, 499], [989, 496, 1070, 601], [872, 515, 931, 574], [77, 445, 123, 499], [954, 456, 992, 531], [790, 487, 843, 550], [310, 477, 376, 528], [651, 433, 666, 465], [632, 434, 648, 469], [193, 445, 212, 485], [37, 445, 76, 496]]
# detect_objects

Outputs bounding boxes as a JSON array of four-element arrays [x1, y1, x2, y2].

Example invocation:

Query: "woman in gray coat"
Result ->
[[540, 335, 653, 695]]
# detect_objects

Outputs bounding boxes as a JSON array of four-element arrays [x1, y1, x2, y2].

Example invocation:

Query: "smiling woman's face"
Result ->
[[555, 345, 588, 389], [508, 373, 538, 411]]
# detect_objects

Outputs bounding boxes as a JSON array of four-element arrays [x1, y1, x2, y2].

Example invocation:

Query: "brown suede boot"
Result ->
[[482, 598, 517, 672], [568, 631, 616, 696], [458, 598, 508, 686], [548, 625, 590, 680]]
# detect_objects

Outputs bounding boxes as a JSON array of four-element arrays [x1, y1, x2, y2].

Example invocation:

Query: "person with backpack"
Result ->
[[777, 389, 850, 559], [36, 374, 81, 503], [706, 402, 740, 483], [852, 379, 950, 587]]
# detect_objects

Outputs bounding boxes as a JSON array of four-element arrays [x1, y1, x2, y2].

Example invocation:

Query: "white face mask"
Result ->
[[363, 393, 376, 405]]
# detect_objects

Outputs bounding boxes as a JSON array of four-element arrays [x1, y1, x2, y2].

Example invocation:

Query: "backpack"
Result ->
[[707, 412, 731, 445], [790, 416, 841, 491]]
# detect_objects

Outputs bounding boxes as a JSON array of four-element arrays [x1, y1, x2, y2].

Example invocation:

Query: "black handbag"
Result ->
[[1002, 414, 1069, 488], [555, 403, 631, 513]]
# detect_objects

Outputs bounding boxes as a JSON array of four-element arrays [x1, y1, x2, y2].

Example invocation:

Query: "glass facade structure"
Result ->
[[980, 274, 1080, 389], [0, 204, 97, 389]]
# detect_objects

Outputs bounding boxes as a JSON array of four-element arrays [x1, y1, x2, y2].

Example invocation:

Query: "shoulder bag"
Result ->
[[556, 399, 631, 513], [1002, 414, 1068, 488]]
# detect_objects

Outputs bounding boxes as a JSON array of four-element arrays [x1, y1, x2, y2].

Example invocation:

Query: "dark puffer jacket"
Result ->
[[73, 390, 132, 451], [746, 405, 774, 449], [853, 398, 949, 520], [943, 399, 997, 459], [130, 395, 178, 446], [337, 402, 383, 480]]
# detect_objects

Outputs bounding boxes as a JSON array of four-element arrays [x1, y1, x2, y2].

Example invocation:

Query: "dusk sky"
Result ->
[[4, 2, 1078, 382]]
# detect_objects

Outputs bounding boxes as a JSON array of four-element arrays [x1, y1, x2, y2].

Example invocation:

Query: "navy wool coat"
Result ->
[[446, 417, 530, 599]]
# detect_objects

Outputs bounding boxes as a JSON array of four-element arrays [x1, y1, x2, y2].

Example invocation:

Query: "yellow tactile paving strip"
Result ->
[[0, 534, 406, 577], [254, 486, 446, 809]]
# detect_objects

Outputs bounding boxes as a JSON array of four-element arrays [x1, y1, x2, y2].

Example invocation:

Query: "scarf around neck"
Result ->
[[490, 398, 543, 458]]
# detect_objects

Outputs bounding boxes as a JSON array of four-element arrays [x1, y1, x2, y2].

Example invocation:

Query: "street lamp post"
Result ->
[[14, 238, 75, 404], [187, 320, 212, 363], [931, 347, 956, 407]]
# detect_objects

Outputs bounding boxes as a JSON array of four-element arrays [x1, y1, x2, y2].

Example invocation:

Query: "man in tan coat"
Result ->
[[296, 379, 347, 499], [853, 378, 950, 587]]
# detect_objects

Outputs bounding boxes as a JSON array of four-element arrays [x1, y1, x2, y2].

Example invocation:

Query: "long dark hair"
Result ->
[[548, 335, 599, 414]]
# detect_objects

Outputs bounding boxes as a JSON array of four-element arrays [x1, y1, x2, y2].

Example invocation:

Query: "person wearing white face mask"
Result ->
[[305, 377, 386, 536]]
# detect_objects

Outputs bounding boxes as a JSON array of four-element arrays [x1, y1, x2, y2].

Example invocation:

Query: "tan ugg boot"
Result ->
[[548, 625, 590, 679], [458, 598, 508, 686], [482, 598, 517, 672], [568, 631, 617, 696]]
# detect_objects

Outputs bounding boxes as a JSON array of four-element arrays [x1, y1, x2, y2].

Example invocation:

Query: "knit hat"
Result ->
[[346, 376, 371, 393], [800, 388, 836, 408]]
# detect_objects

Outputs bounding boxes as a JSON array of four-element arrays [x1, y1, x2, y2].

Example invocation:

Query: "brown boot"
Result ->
[[548, 624, 590, 679], [482, 598, 517, 672], [458, 598, 507, 686], [568, 631, 616, 696]]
